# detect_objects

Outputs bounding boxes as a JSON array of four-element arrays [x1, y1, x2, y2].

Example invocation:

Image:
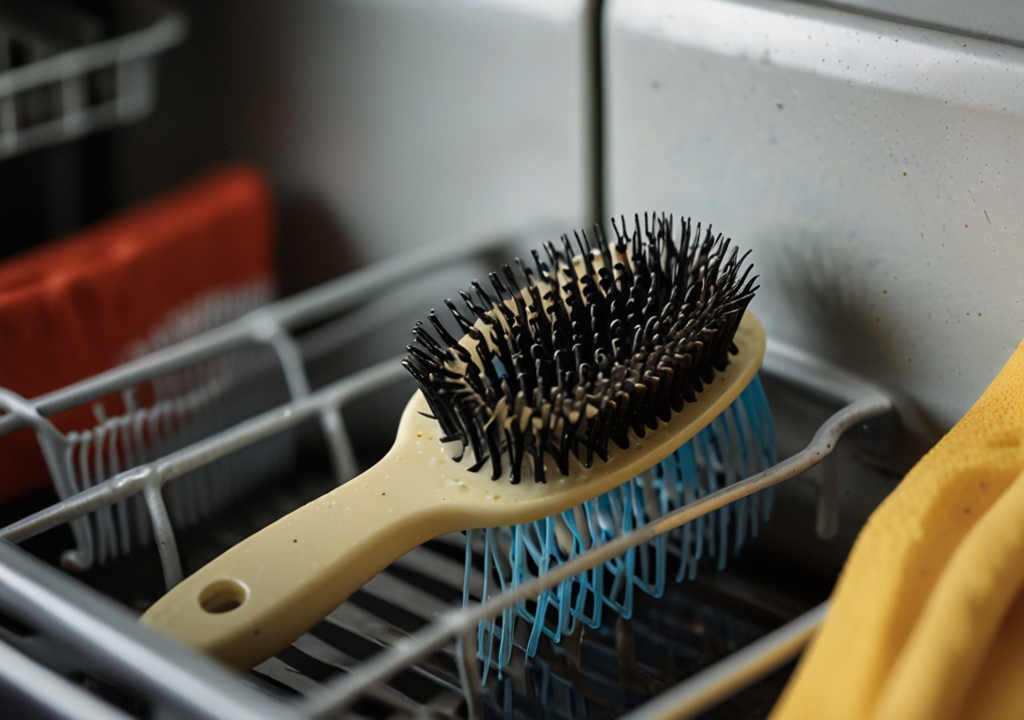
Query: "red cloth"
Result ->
[[0, 165, 275, 505]]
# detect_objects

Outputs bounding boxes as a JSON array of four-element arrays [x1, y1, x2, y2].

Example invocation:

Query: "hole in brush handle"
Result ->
[[199, 579, 249, 614]]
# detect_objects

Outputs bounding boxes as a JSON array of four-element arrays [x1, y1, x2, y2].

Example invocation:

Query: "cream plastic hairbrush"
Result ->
[[140, 313, 763, 670], [141, 215, 764, 671]]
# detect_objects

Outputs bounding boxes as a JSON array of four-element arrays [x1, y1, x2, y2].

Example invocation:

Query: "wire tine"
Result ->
[[457, 628, 484, 720], [144, 483, 183, 590]]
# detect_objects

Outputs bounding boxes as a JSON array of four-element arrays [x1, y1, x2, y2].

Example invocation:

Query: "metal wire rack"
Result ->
[[0, 227, 897, 719], [0, 0, 186, 159]]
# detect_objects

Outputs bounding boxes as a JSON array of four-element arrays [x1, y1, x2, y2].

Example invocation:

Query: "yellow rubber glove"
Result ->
[[770, 340, 1024, 720]]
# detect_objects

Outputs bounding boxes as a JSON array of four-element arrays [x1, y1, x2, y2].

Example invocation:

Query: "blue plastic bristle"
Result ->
[[463, 374, 777, 681]]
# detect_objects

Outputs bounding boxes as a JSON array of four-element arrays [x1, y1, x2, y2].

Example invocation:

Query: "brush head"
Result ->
[[402, 214, 758, 484]]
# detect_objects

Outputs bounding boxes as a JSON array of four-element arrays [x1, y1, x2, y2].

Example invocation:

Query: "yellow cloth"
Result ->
[[870, 464, 1024, 720], [960, 590, 1024, 720], [770, 340, 1024, 720]]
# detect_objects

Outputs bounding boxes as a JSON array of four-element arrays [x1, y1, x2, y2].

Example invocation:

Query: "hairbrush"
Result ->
[[140, 214, 769, 672]]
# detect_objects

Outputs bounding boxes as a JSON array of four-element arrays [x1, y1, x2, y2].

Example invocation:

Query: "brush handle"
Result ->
[[140, 453, 454, 671]]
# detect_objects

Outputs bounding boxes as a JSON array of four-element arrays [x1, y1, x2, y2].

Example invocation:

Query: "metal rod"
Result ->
[[0, 3, 186, 96], [319, 406, 359, 484], [302, 391, 892, 718], [456, 628, 484, 720], [619, 602, 830, 720], [0, 540, 300, 720], [0, 388, 94, 570], [763, 338, 880, 407], [259, 321, 313, 399], [143, 484, 183, 589], [0, 637, 135, 720], [815, 452, 840, 539], [257, 318, 361, 486]]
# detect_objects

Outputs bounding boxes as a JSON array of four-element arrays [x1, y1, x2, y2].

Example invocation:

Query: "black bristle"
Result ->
[[403, 213, 757, 482]]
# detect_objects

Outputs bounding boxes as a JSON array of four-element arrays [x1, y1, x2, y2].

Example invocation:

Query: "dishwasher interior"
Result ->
[[3, 0, 1020, 717]]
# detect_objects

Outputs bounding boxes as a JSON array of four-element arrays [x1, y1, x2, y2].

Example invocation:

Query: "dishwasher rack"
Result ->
[[0, 227, 897, 720], [0, 0, 186, 159]]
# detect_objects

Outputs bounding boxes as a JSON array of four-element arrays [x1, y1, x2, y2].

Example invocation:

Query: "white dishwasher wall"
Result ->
[[605, 0, 1024, 430]]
